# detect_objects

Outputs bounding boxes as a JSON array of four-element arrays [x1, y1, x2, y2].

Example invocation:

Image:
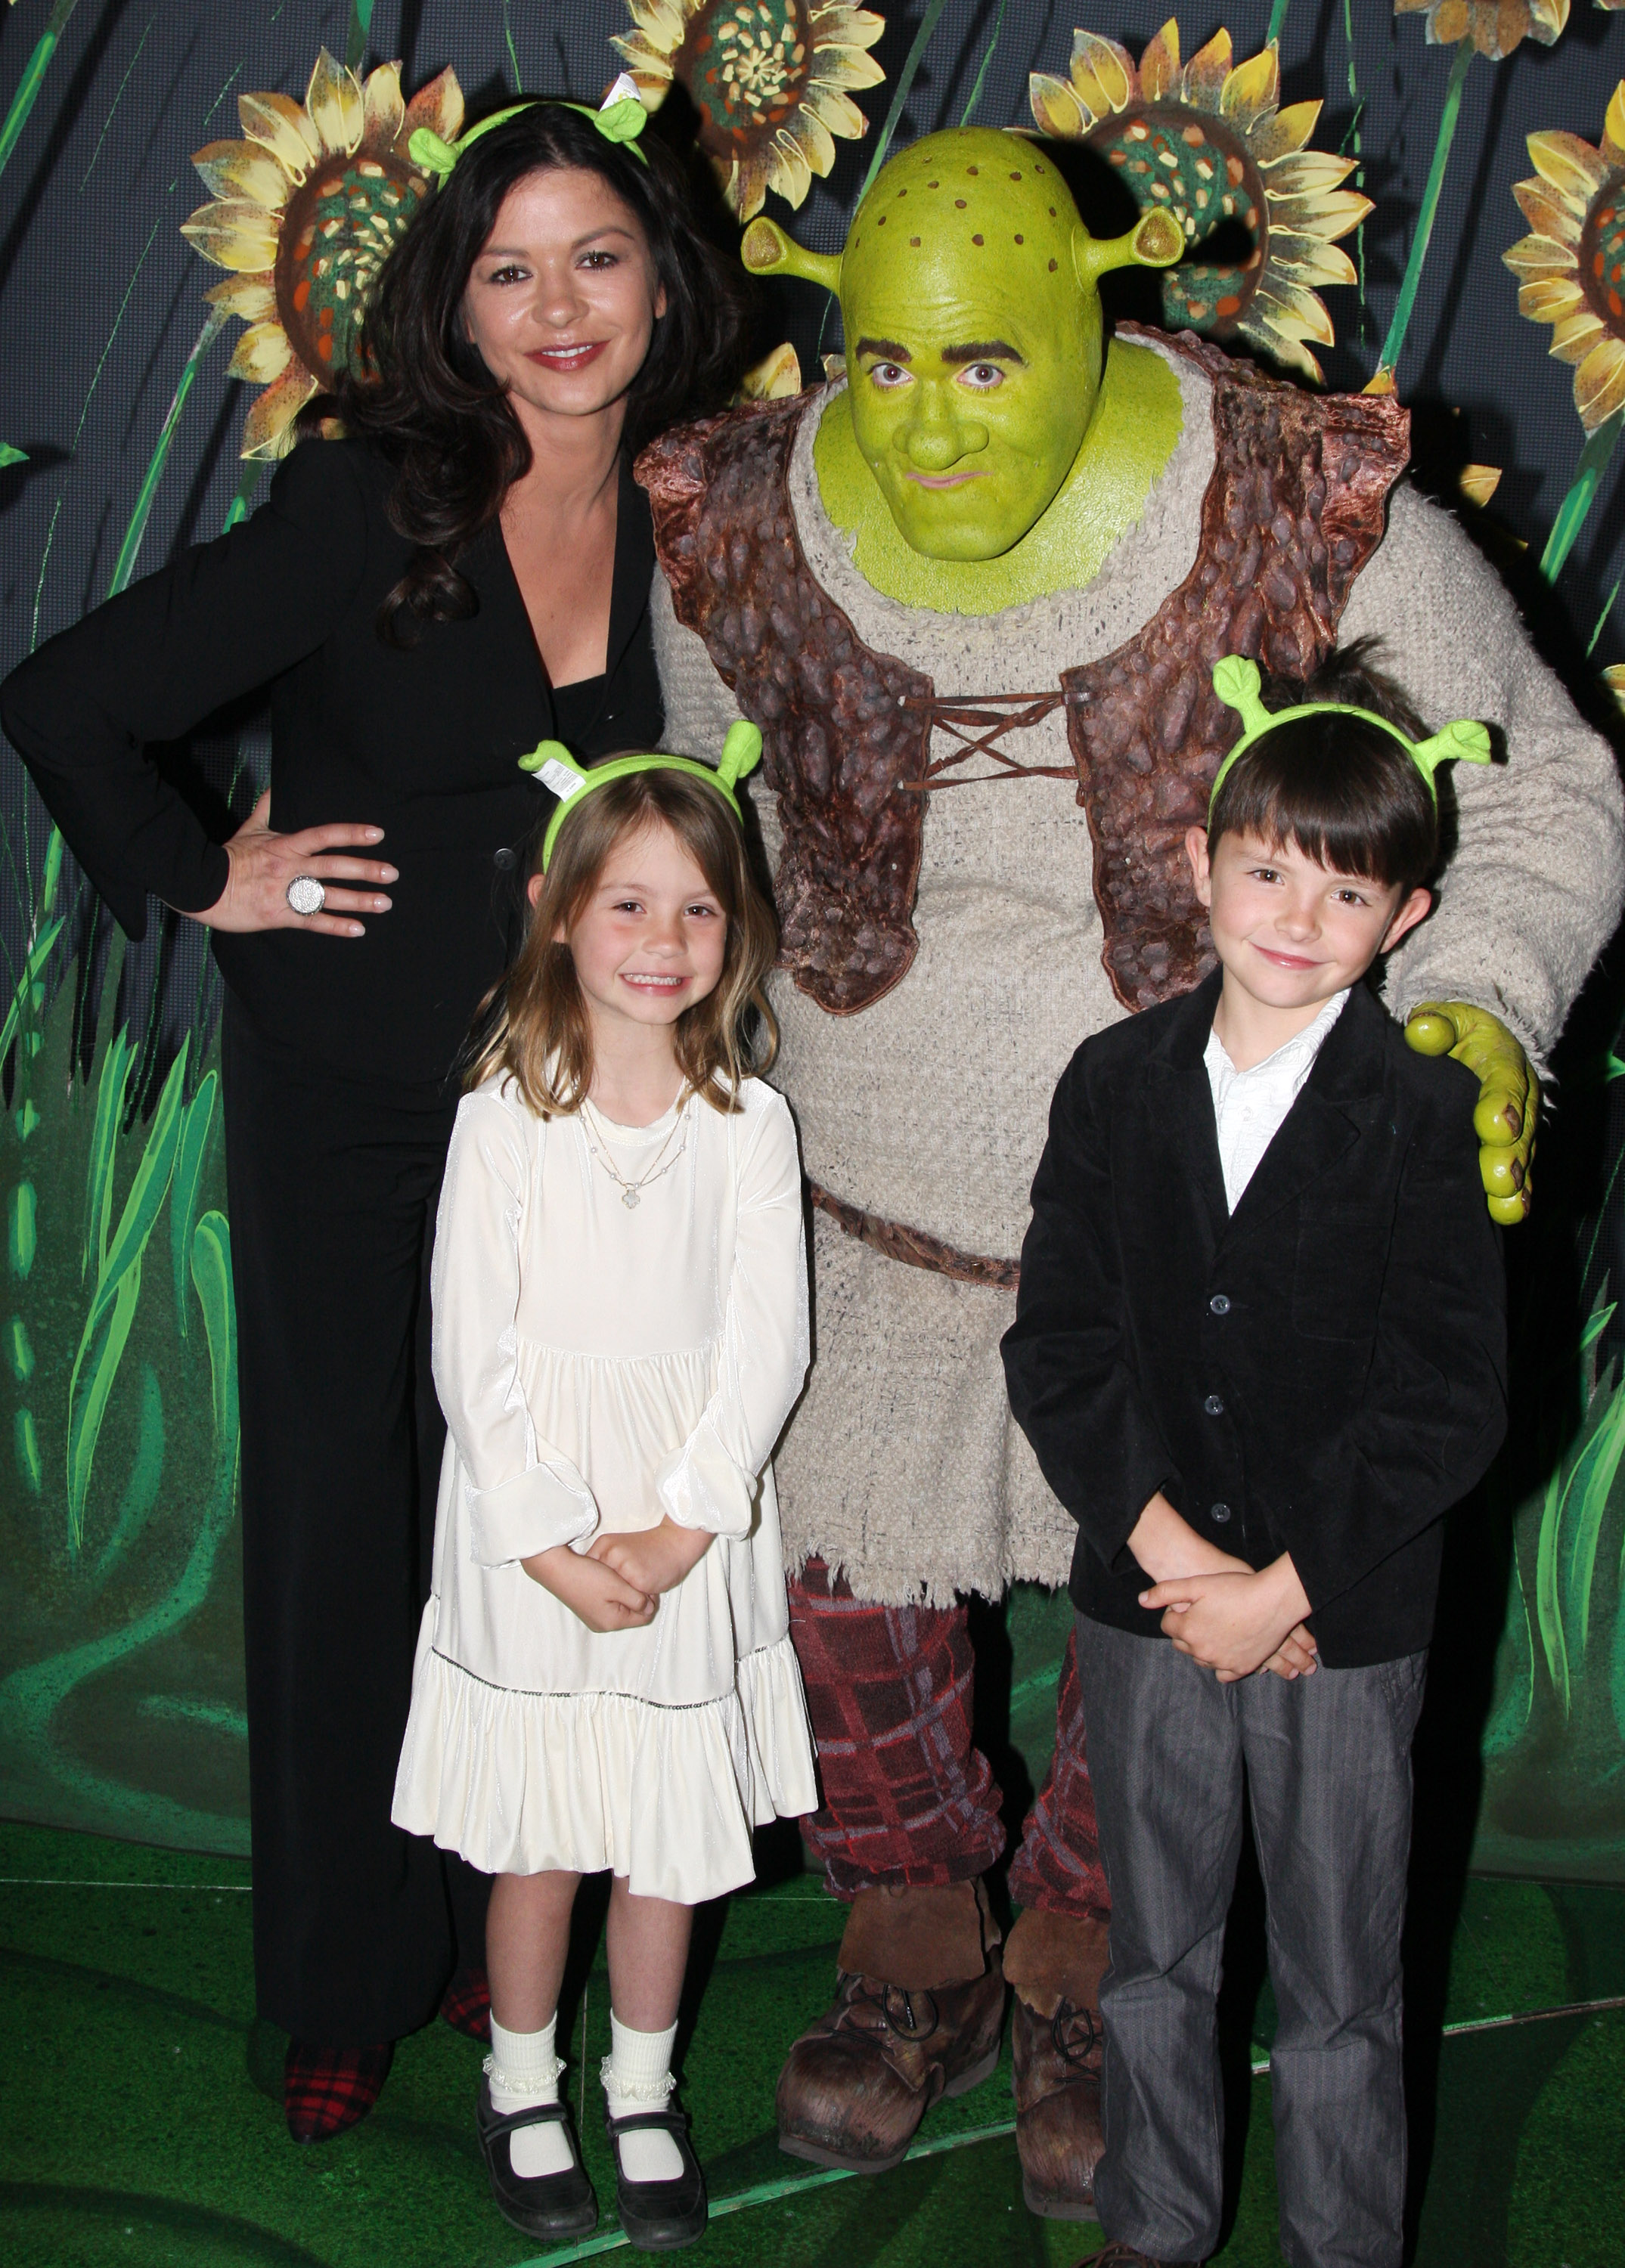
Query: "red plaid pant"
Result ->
[[789, 1560, 1109, 1920]]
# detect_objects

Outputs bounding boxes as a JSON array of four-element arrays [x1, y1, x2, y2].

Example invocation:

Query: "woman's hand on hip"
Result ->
[[193, 790, 397, 938], [522, 1541, 656, 1634]]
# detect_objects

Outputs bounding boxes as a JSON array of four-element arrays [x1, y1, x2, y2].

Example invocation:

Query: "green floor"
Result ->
[[2, 1819, 1623, 2266]]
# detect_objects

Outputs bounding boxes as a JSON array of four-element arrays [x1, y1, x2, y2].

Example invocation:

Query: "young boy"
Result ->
[[1001, 646, 1509, 2268]]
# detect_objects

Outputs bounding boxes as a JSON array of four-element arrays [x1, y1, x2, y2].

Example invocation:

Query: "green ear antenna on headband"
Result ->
[[519, 720, 764, 870], [1209, 655, 1492, 813], [408, 71, 649, 179]]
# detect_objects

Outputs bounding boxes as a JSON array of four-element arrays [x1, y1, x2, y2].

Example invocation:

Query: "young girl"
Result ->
[[392, 722, 817, 2250]]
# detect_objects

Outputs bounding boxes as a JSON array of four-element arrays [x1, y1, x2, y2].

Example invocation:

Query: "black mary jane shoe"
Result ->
[[476, 2079, 597, 2242], [604, 2103, 709, 2251]]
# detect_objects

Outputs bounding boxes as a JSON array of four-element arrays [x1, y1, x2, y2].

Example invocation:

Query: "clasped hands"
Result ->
[[521, 1517, 712, 1633], [1128, 1492, 1316, 1684]]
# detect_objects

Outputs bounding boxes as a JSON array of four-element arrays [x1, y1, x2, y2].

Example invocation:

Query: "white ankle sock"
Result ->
[[487, 2015, 575, 2180], [603, 2014, 684, 2183]]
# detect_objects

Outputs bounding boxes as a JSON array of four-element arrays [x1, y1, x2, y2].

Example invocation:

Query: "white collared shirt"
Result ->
[[1203, 989, 1352, 1212]]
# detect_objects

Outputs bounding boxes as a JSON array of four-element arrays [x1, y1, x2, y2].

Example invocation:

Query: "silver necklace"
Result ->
[[580, 1097, 687, 1210]]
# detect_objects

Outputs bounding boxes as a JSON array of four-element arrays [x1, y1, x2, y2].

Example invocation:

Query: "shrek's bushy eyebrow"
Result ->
[[942, 339, 1024, 364], [854, 336, 911, 361]]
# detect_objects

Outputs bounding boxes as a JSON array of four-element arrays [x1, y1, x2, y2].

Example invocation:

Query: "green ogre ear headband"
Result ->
[[1210, 655, 1492, 814], [408, 72, 648, 178], [519, 721, 764, 870]]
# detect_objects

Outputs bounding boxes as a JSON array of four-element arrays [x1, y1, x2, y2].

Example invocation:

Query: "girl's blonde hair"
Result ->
[[466, 768, 779, 1114]]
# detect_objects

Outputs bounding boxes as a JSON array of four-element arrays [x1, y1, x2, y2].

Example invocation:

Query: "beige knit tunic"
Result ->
[[654, 338, 1625, 1606]]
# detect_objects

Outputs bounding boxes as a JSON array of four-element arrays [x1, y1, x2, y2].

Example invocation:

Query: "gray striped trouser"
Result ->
[[1076, 1615, 1427, 2268]]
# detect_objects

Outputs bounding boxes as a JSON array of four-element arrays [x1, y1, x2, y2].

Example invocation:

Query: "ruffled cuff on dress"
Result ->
[[468, 1461, 600, 1566], [655, 1420, 758, 1540]]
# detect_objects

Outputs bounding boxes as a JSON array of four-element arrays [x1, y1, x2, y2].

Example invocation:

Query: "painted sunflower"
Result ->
[[1503, 80, 1625, 432], [181, 49, 463, 458], [612, 0, 885, 219], [1028, 21, 1370, 381], [1393, 1, 1568, 57]]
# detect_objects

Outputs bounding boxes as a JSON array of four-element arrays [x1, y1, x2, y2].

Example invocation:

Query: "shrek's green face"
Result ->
[[839, 133, 1101, 562]]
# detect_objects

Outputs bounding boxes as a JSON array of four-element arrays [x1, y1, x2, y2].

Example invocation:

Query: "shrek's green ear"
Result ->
[[1073, 208, 1184, 288], [740, 216, 842, 296]]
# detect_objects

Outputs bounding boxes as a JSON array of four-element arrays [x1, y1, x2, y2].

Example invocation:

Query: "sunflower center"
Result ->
[[1580, 181, 1625, 339], [1091, 106, 1267, 332], [680, 0, 812, 156], [275, 152, 429, 378]]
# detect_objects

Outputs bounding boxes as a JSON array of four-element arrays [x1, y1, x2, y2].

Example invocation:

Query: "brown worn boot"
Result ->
[[776, 1879, 1006, 2174], [1005, 1907, 1109, 2219]]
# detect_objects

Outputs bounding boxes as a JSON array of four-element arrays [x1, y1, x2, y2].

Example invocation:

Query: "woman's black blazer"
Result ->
[[0, 438, 663, 1086]]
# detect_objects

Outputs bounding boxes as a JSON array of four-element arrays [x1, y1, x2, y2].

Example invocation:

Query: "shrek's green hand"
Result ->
[[1404, 1002, 1537, 1225]]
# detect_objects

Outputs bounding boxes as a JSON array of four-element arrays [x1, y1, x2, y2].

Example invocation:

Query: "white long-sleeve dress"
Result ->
[[391, 1072, 818, 1905]]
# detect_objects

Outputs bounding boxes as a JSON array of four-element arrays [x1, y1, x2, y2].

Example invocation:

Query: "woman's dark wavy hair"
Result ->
[[321, 101, 751, 644]]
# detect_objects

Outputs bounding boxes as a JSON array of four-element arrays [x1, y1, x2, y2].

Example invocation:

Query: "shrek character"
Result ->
[[639, 127, 1622, 2214]]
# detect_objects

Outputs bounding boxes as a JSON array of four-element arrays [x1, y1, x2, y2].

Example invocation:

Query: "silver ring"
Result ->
[[285, 875, 325, 916]]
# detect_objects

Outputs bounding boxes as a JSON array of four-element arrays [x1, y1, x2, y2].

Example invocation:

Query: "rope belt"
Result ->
[[809, 1182, 1021, 1291]]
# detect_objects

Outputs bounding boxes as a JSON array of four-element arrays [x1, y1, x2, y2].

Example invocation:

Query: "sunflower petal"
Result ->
[[1261, 150, 1360, 197], [1577, 338, 1625, 432], [1220, 45, 1279, 131], [1526, 130, 1610, 215], [1249, 99, 1320, 166], [1071, 33, 1134, 117], [227, 319, 294, 385], [1138, 20, 1181, 104], [1264, 188, 1371, 237], [1031, 71, 1092, 138], [609, 36, 678, 100], [361, 60, 406, 156], [1502, 231, 1580, 279], [1237, 308, 1322, 380], [402, 65, 464, 145], [238, 90, 322, 178], [738, 342, 802, 401], [1605, 81, 1625, 171], [812, 5, 886, 47], [1458, 463, 1502, 507], [1512, 178, 1582, 246], [769, 127, 814, 209], [306, 48, 364, 156], [1518, 275, 1586, 323], [787, 104, 837, 177], [1182, 30, 1233, 116], [1549, 309, 1606, 365], [180, 199, 284, 271], [203, 271, 277, 320], [240, 365, 319, 460], [805, 85, 869, 141], [814, 45, 886, 89], [1267, 232, 1357, 289], [191, 138, 293, 209], [624, 0, 686, 41], [728, 147, 773, 223], [1251, 277, 1335, 348]]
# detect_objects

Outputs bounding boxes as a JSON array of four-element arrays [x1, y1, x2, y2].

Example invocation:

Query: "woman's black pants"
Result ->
[[223, 1000, 488, 2046]]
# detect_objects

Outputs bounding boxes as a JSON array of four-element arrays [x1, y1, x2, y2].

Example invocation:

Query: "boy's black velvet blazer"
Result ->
[[1001, 971, 1509, 1666], [0, 438, 662, 1086]]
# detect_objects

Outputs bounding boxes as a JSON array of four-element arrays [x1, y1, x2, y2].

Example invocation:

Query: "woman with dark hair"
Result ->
[[0, 91, 750, 2143]]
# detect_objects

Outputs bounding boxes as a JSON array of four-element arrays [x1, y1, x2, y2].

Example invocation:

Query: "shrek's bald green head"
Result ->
[[743, 126, 1181, 562]]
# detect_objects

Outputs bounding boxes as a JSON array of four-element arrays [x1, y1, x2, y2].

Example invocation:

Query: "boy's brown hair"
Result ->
[[465, 768, 779, 1116], [1207, 637, 1439, 895]]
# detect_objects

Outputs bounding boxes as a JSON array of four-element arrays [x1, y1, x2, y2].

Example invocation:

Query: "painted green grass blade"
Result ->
[[190, 1211, 237, 1452], [855, 0, 951, 211], [1535, 1459, 1571, 1714], [0, 915, 64, 1067], [1374, 36, 1472, 386], [66, 1268, 141, 1551], [104, 310, 228, 600], [0, 0, 81, 184], [1541, 410, 1623, 587], [0, 445, 26, 469], [345, 0, 377, 75], [1561, 1379, 1625, 1666], [83, 1039, 188, 1353], [169, 1070, 217, 1339], [82, 1024, 134, 1283], [960, 0, 1006, 127], [1267, 0, 1292, 41]]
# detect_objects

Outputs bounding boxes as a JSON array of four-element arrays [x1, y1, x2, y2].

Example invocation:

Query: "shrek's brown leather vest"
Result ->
[[637, 327, 1409, 1018]]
